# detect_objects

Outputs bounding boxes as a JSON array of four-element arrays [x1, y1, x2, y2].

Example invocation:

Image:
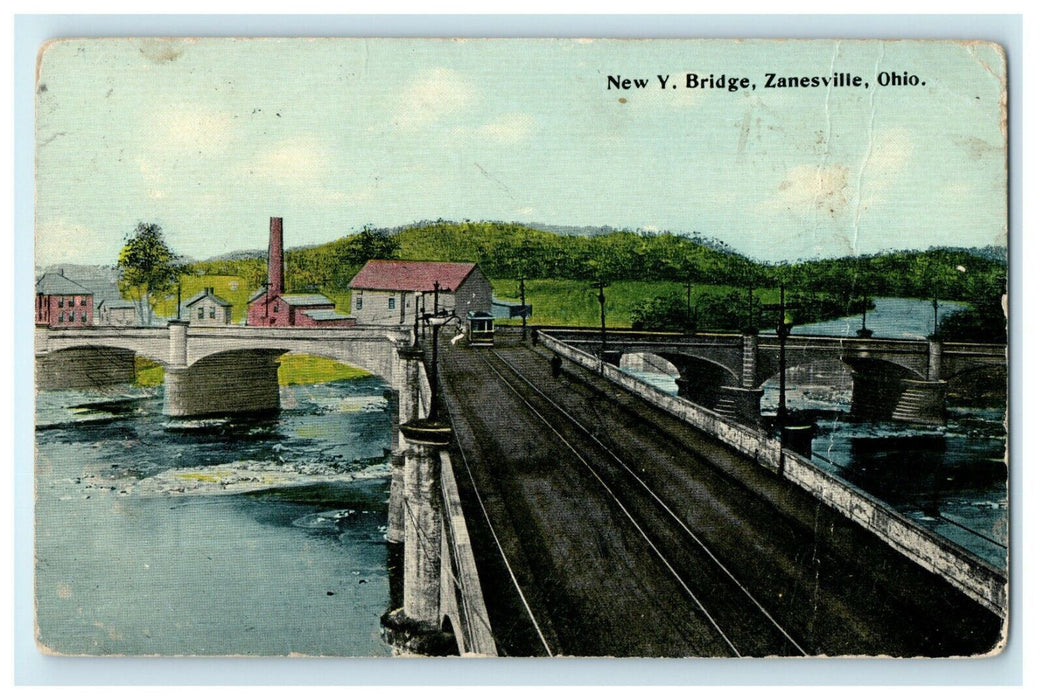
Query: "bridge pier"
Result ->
[[388, 346, 424, 544], [382, 419, 456, 654], [850, 372, 947, 424], [164, 352, 282, 417], [849, 340, 948, 424], [715, 386, 764, 425]]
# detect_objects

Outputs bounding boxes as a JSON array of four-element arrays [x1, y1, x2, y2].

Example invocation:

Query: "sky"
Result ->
[[34, 38, 1008, 267]]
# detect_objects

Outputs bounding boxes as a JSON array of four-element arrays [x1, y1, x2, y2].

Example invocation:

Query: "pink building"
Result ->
[[36, 271, 94, 328], [246, 217, 355, 328]]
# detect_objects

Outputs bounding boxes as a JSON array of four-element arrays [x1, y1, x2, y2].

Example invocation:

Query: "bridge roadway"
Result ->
[[439, 333, 1003, 657]]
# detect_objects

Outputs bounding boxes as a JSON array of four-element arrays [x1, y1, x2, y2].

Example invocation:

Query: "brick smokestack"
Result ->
[[268, 217, 284, 296]]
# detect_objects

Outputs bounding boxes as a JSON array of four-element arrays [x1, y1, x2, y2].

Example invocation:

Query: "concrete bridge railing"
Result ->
[[539, 330, 1007, 618]]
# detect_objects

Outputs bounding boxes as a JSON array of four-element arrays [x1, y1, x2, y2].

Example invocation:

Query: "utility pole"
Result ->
[[685, 282, 693, 329], [856, 292, 873, 338], [176, 281, 182, 321], [747, 286, 755, 332], [519, 276, 528, 342], [591, 281, 608, 359], [763, 283, 800, 474]]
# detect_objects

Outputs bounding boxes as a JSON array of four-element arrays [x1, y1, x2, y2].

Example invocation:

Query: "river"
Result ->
[[622, 298, 1008, 570], [35, 376, 395, 656]]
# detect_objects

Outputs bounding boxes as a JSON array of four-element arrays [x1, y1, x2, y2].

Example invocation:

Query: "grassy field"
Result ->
[[150, 275, 356, 322], [276, 354, 371, 385], [491, 279, 782, 328], [134, 357, 165, 387], [145, 275, 783, 329], [133, 354, 369, 387]]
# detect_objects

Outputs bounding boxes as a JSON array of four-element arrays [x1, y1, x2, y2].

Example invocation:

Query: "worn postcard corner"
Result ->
[[33, 37, 1008, 659]]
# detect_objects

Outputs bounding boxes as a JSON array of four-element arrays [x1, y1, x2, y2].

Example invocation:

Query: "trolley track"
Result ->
[[485, 348, 810, 656], [442, 343, 742, 656], [474, 348, 807, 657], [489, 339, 1004, 656], [439, 335, 1004, 657]]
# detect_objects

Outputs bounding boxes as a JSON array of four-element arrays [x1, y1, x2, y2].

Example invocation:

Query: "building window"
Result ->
[[81, 312, 87, 322], [198, 307, 204, 320], [388, 297, 396, 310], [356, 296, 363, 310], [58, 312, 64, 322], [273, 303, 280, 313], [58, 298, 64, 308], [80, 298, 87, 306], [209, 307, 216, 319]]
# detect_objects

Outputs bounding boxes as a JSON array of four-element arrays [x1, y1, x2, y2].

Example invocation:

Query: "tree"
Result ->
[[117, 222, 183, 326]]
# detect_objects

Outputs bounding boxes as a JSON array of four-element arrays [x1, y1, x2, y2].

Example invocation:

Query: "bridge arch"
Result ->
[[657, 352, 739, 410], [36, 344, 145, 391]]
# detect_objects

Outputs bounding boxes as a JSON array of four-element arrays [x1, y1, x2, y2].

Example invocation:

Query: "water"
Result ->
[[785, 297, 967, 339], [35, 377, 395, 656], [620, 298, 1008, 570]]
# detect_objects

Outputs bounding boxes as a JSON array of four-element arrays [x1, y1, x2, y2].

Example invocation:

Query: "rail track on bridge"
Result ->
[[439, 334, 1003, 657], [476, 348, 808, 657]]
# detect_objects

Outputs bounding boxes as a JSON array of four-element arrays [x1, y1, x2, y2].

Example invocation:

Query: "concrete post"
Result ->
[[168, 320, 189, 368], [741, 332, 759, 388], [399, 418, 452, 629], [927, 339, 943, 381], [388, 346, 424, 544]]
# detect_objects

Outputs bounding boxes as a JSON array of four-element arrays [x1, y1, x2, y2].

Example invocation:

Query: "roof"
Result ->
[[36, 273, 93, 296], [302, 309, 353, 322], [248, 288, 268, 303], [98, 298, 137, 310], [349, 260, 479, 293], [184, 290, 233, 308], [280, 294, 335, 307]]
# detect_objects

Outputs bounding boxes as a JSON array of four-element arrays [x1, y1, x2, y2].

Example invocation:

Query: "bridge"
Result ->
[[540, 329, 1007, 424], [35, 321, 412, 416], [34, 322, 1007, 656], [34, 320, 499, 655]]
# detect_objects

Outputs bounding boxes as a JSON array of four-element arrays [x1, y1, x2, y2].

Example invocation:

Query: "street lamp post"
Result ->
[[776, 284, 790, 434], [519, 276, 528, 342], [686, 281, 693, 330], [856, 292, 873, 338], [421, 281, 461, 423], [591, 281, 608, 358]]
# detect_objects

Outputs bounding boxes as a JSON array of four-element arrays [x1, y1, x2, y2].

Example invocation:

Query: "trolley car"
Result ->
[[466, 311, 495, 347]]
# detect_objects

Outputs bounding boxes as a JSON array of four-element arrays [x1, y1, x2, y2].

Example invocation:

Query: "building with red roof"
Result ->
[[348, 260, 492, 325]]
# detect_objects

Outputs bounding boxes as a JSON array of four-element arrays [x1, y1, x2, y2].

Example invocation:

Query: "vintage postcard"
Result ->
[[34, 38, 1008, 658]]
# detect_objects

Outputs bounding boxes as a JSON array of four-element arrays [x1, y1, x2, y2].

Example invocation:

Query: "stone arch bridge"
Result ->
[[541, 329, 1007, 425], [35, 322, 414, 416]]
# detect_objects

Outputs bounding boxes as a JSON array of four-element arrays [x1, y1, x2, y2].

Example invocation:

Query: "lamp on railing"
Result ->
[[419, 281, 462, 422]]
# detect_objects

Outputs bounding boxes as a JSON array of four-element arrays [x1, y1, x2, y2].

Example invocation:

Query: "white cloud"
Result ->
[[476, 113, 534, 144], [395, 68, 476, 129], [149, 106, 236, 158], [761, 164, 851, 218], [241, 136, 331, 184]]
